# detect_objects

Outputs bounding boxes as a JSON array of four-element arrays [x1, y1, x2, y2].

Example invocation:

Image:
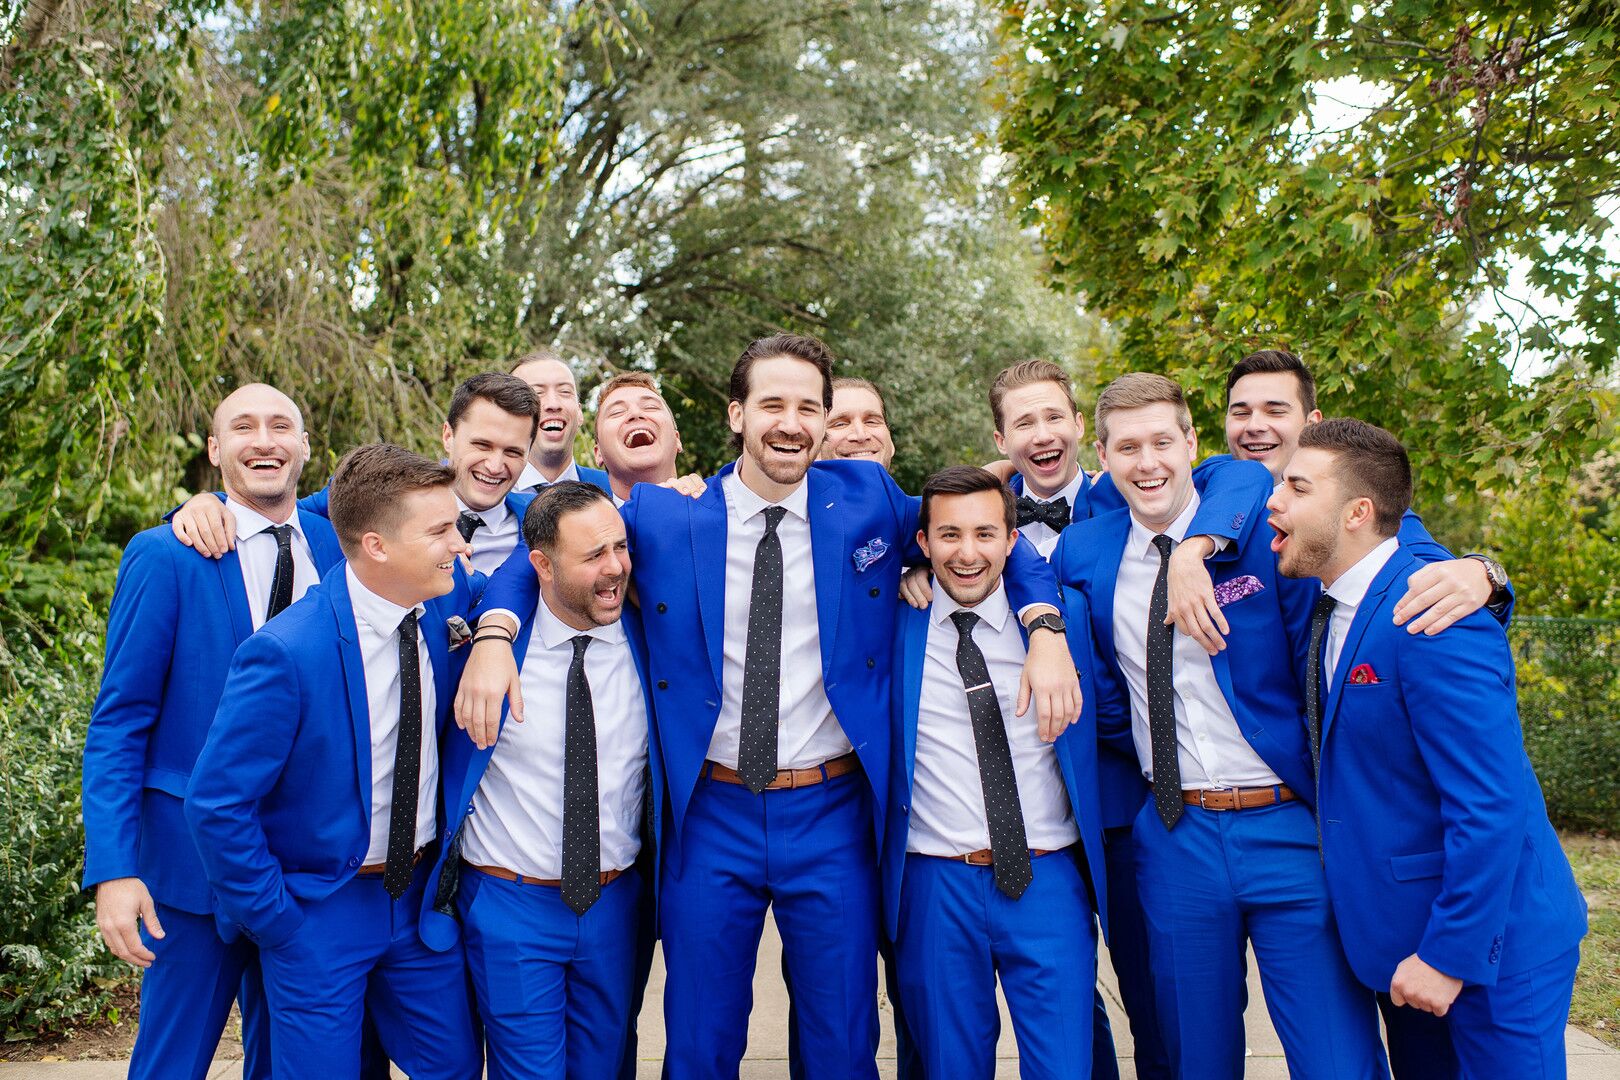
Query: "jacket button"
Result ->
[[347, 856, 360, 868], [657, 680, 669, 690], [866, 657, 876, 669], [656, 602, 668, 613], [869, 587, 880, 597]]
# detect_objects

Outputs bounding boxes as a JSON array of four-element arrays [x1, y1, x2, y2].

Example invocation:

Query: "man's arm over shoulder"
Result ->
[[82, 531, 181, 889], [1189, 457, 1275, 551], [1396, 509, 1515, 629], [184, 629, 306, 948]]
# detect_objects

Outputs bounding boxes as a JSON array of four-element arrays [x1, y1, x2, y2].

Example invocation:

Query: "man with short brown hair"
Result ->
[[510, 349, 612, 494]]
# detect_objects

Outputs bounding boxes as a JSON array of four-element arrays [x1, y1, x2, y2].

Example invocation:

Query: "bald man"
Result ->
[[83, 384, 345, 1080], [510, 349, 612, 494]]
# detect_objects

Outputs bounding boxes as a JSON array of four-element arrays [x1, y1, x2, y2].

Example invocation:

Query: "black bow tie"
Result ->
[[1015, 495, 1071, 533]]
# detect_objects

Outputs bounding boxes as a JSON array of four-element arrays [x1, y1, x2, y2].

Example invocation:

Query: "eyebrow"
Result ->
[[1230, 398, 1296, 410]]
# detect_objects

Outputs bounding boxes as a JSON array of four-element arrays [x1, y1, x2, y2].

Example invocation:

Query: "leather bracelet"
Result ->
[[470, 632, 514, 646]]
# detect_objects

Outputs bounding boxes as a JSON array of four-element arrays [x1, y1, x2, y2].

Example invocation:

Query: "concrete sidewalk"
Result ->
[[4, 914, 1617, 1077]]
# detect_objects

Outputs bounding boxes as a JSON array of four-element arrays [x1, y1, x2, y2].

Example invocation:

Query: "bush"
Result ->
[[1513, 618, 1620, 832]]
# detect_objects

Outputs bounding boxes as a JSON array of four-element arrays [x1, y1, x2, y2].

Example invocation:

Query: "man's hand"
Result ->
[[1167, 536, 1228, 655], [95, 877, 163, 968], [1392, 558, 1491, 636], [1389, 954, 1464, 1016], [453, 615, 522, 749], [658, 473, 706, 499], [1017, 616, 1083, 743], [980, 459, 1017, 483], [899, 566, 934, 610], [172, 493, 237, 558]]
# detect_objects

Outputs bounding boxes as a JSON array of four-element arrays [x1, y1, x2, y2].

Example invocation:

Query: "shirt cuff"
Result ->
[[479, 608, 522, 630], [1190, 534, 1230, 558]]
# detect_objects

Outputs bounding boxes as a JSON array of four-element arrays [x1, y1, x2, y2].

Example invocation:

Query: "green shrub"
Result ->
[[1513, 618, 1620, 832]]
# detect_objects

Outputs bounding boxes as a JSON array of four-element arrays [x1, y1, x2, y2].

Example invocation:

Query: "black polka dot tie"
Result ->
[[456, 510, 485, 543], [1147, 534, 1183, 830], [562, 635, 602, 916], [950, 611, 1033, 900], [383, 610, 423, 900], [265, 524, 295, 619], [737, 506, 787, 794], [1305, 592, 1337, 801]]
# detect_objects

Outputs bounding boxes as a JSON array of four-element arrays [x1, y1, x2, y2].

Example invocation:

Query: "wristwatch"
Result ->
[[1465, 554, 1512, 613], [1026, 612, 1067, 636]]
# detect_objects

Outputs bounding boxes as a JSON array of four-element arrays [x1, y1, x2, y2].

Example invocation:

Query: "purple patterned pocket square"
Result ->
[[852, 537, 889, 573], [1213, 575, 1264, 607]]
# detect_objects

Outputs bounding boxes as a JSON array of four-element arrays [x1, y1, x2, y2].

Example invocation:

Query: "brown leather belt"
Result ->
[[356, 844, 431, 877], [464, 861, 627, 888], [701, 752, 860, 790], [1182, 785, 1296, 811], [926, 847, 1063, 866]]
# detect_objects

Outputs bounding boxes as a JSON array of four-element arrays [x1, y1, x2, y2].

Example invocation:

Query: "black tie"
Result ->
[[266, 524, 295, 619], [737, 506, 787, 794], [562, 635, 602, 916], [456, 511, 485, 543], [1306, 593, 1338, 787], [950, 611, 1033, 900], [1147, 534, 1183, 830], [383, 611, 423, 900], [1015, 495, 1071, 534]]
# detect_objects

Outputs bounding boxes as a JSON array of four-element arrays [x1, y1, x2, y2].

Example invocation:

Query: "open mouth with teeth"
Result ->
[[623, 427, 657, 449], [1133, 477, 1168, 493], [765, 438, 809, 459], [595, 580, 624, 603], [1241, 441, 1280, 456], [244, 457, 286, 473], [1028, 448, 1065, 471], [469, 467, 509, 490], [1268, 519, 1290, 554], [539, 419, 568, 437], [944, 563, 990, 587]]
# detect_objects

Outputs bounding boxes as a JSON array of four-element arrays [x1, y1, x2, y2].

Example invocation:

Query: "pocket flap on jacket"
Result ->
[[142, 766, 191, 798], [1389, 849, 1445, 881]]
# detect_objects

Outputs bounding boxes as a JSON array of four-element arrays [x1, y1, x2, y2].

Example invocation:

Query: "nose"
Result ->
[[776, 411, 805, 436], [603, 548, 630, 579]]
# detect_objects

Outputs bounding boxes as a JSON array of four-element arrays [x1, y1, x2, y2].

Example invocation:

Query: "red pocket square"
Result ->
[[1348, 663, 1379, 685]]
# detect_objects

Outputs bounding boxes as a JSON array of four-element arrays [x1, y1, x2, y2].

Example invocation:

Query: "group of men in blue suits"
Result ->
[[84, 330, 1585, 1079]]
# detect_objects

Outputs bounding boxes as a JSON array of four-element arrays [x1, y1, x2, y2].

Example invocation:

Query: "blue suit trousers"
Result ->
[[661, 770, 880, 1079], [1377, 994, 1459, 1080], [1094, 823, 1171, 1080], [1448, 945, 1579, 1078], [256, 863, 480, 1079], [1133, 797, 1388, 1080], [132, 903, 271, 1080], [894, 850, 1096, 1080]]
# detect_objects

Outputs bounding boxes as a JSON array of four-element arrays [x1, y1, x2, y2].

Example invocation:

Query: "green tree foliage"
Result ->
[[996, 0, 1620, 503]]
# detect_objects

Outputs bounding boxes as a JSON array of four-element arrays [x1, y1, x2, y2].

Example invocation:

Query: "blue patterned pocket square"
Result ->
[[852, 537, 889, 573]]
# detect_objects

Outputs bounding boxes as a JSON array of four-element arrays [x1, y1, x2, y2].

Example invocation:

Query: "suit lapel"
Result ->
[[329, 573, 375, 813], [1090, 516, 1129, 662], [808, 469, 845, 670], [692, 469, 730, 692], [215, 550, 255, 643], [1323, 548, 1414, 740], [901, 605, 929, 803]]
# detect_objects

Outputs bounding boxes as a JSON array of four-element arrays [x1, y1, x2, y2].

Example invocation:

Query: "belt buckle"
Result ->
[[1199, 788, 1230, 811]]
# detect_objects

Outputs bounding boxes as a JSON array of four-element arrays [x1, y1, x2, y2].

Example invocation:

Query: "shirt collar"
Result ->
[[535, 590, 627, 650], [725, 461, 810, 524], [455, 493, 511, 529], [518, 460, 579, 491], [1028, 468, 1087, 508], [345, 565, 424, 638], [930, 578, 1012, 634], [1128, 487, 1201, 560], [1325, 536, 1400, 610], [227, 496, 304, 543]]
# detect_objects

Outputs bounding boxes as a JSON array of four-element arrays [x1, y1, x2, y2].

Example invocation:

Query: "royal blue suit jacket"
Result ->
[[881, 588, 1109, 944], [82, 513, 344, 914], [478, 459, 1062, 870], [184, 568, 473, 948], [420, 599, 663, 952], [1317, 545, 1585, 990], [576, 465, 612, 494]]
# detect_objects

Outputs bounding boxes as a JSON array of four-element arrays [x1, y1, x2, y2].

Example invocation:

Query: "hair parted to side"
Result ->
[[832, 375, 887, 414], [1226, 349, 1317, 414], [988, 359, 1078, 432], [328, 444, 456, 556], [918, 465, 1016, 537], [447, 373, 541, 442], [522, 480, 615, 553], [727, 334, 835, 452], [1094, 372, 1193, 448], [1297, 418, 1411, 537]]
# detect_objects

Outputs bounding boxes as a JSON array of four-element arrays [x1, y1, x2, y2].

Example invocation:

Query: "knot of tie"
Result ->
[[457, 511, 485, 542], [1151, 533, 1174, 560], [760, 505, 787, 534], [1015, 495, 1071, 533], [950, 609, 980, 637], [570, 634, 592, 661]]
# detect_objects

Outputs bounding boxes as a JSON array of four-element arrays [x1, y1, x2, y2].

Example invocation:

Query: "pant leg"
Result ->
[[458, 868, 571, 1080], [1448, 946, 1579, 1080], [763, 772, 881, 1079], [784, 947, 805, 1080], [993, 851, 1096, 1080], [236, 951, 273, 1080], [565, 870, 643, 1079], [893, 854, 1000, 1080], [1102, 823, 1170, 1080], [129, 903, 254, 1080], [660, 775, 772, 1080], [1378, 992, 1459, 1080], [1132, 800, 1249, 1080], [1233, 800, 1388, 1080], [1091, 987, 1121, 1080], [366, 865, 481, 1080], [619, 846, 661, 1080], [880, 932, 925, 1080], [357, 1018, 392, 1080]]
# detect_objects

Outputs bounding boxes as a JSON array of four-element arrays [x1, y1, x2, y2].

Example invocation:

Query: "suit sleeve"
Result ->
[[184, 632, 306, 947], [1399, 614, 1526, 985], [1189, 457, 1275, 549], [1398, 509, 1514, 627], [81, 535, 180, 890], [472, 532, 541, 626], [296, 481, 331, 519]]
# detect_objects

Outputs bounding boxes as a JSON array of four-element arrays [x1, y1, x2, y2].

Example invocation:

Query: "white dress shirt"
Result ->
[[461, 596, 650, 878], [1112, 492, 1282, 790], [706, 466, 852, 770], [346, 567, 439, 863], [1324, 537, 1399, 689], [227, 497, 320, 629], [456, 494, 519, 576], [514, 459, 581, 495], [1016, 470, 1087, 558], [909, 582, 1079, 856]]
